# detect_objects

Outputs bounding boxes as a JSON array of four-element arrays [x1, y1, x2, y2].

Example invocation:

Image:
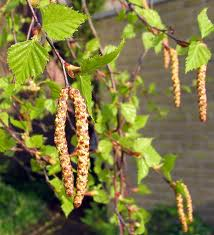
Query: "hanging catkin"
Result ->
[[69, 88, 90, 208], [163, 39, 170, 69], [182, 183, 193, 223], [54, 88, 74, 197], [170, 48, 181, 108], [176, 193, 188, 233], [197, 65, 207, 122]]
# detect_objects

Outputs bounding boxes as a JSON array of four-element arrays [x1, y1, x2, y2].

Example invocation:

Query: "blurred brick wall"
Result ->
[[95, 0, 214, 226]]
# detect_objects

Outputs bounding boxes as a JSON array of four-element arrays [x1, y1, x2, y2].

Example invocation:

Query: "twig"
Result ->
[[66, 40, 77, 59], [0, 119, 34, 156], [82, 0, 116, 91], [125, 0, 189, 47], [27, 17, 35, 40]]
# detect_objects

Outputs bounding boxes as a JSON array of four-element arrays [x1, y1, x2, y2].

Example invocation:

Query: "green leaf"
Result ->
[[142, 32, 155, 50], [77, 75, 93, 117], [61, 195, 73, 217], [176, 44, 188, 56], [30, 159, 42, 173], [141, 9, 165, 29], [10, 118, 28, 131], [41, 4, 87, 40], [98, 139, 112, 155], [95, 110, 106, 134], [30, 97, 46, 120], [122, 24, 136, 39], [49, 177, 65, 198], [129, 0, 143, 6], [93, 188, 110, 204], [142, 145, 161, 167], [121, 103, 136, 124], [47, 163, 61, 176], [80, 39, 125, 73], [0, 112, 9, 126], [0, 129, 16, 152], [161, 154, 177, 181], [45, 80, 61, 99], [44, 99, 56, 114], [175, 181, 186, 197], [98, 139, 113, 165], [137, 184, 151, 195], [133, 138, 153, 153], [132, 115, 149, 131], [185, 41, 211, 73], [142, 32, 164, 53], [197, 8, 214, 38], [25, 135, 44, 148], [136, 158, 149, 184], [7, 39, 49, 84], [83, 38, 100, 59], [41, 145, 58, 160]]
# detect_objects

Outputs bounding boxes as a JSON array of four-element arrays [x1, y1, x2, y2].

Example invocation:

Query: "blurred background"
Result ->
[[0, 0, 214, 234]]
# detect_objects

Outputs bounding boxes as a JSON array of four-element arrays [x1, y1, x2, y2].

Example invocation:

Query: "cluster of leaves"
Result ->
[[0, 0, 213, 234], [139, 5, 213, 72], [0, 181, 47, 235]]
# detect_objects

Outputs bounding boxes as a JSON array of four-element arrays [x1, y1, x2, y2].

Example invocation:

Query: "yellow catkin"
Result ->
[[69, 88, 90, 208], [182, 183, 193, 223], [197, 65, 207, 122], [176, 193, 188, 233], [163, 39, 170, 69], [54, 88, 74, 197], [170, 48, 181, 108]]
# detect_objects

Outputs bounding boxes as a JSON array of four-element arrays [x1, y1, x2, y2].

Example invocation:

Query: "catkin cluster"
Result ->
[[175, 182, 193, 233], [176, 193, 188, 233], [54, 87, 90, 208], [182, 183, 193, 223], [54, 88, 74, 197], [197, 65, 207, 122], [170, 48, 181, 108], [69, 88, 90, 208]]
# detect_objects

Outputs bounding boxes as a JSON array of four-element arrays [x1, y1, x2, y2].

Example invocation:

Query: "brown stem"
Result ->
[[125, 1, 189, 47], [27, 17, 35, 40]]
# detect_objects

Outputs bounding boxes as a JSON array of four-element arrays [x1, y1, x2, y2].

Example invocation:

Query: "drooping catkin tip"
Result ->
[[176, 193, 188, 233], [182, 183, 193, 223], [73, 199, 82, 208], [197, 65, 207, 122]]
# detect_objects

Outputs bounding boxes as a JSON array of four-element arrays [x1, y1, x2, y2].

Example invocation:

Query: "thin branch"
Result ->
[[132, 50, 148, 80], [124, 0, 189, 47], [0, 119, 34, 156], [66, 40, 77, 60], [82, 0, 116, 91], [26, 0, 40, 23], [27, 17, 35, 40]]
